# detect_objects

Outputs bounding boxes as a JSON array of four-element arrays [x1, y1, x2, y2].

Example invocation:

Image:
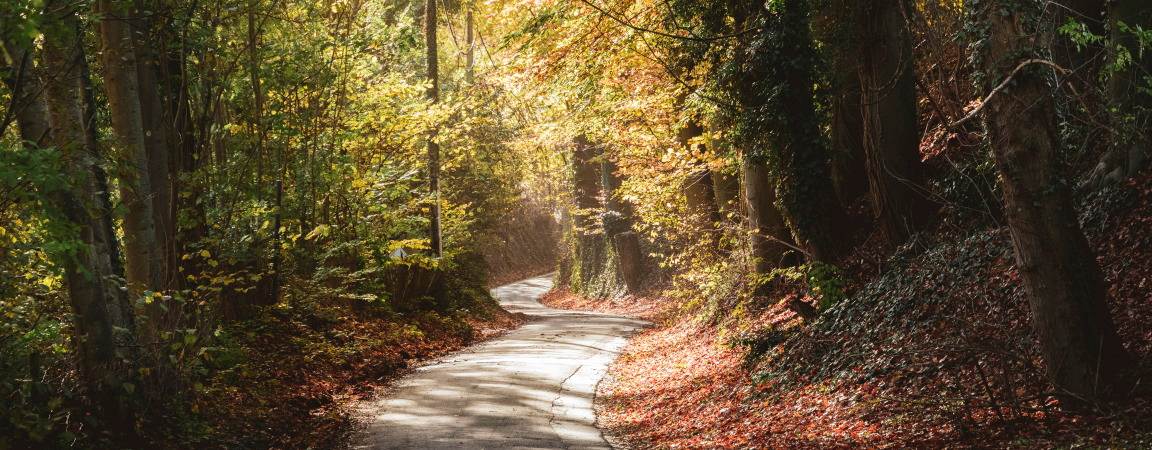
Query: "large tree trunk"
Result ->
[[858, 0, 927, 246], [815, 0, 869, 207], [979, 0, 1133, 403], [601, 154, 645, 292], [829, 68, 869, 207], [96, 0, 163, 294], [132, 0, 176, 289], [572, 135, 603, 233], [569, 135, 607, 290], [770, 0, 847, 261], [1082, 0, 1152, 190], [600, 155, 634, 235], [40, 2, 141, 432], [79, 35, 125, 281]]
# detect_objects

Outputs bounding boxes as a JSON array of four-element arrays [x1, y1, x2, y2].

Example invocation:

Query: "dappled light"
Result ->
[[2, 0, 1152, 448]]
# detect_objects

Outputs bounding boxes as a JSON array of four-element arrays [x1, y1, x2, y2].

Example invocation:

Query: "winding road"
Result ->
[[353, 274, 648, 449]]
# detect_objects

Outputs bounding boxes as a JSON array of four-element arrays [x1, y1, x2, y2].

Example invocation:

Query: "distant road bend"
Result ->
[[353, 274, 648, 449]]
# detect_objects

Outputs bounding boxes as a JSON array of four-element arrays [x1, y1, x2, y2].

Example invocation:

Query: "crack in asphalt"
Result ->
[[548, 364, 584, 425]]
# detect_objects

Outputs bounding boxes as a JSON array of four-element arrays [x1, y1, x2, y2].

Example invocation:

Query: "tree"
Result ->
[[858, 0, 928, 246], [678, 120, 722, 246], [426, 0, 443, 257], [465, 1, 475, 83], [750, 0, 846, 261], [567, 134, 605, 290], [0, 38, 50, 148], [133, 0, 176, 289], [1083, 0, 1152, 189], [815, 0, 869, 207], [743, 157, 796, 276], [20, 0, 141, 431], [95, 0, 163, 293], [601, 155, 644, 292], [423, 0, 440, 257], [975, 0, 1133, 403]]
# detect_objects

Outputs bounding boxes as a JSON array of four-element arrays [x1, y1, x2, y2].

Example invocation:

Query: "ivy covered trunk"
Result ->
[[602, 156, 645, 292], [815, 0, 869, 207], [567, 135, 609, 294], [763, 0, 846, 261], [977, 0, 1133, 403]]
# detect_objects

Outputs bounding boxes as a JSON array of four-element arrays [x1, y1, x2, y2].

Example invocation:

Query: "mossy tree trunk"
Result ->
[[569, 135, 607, 292], [601, 156, 645, 292], [41, 1, 142, 433]]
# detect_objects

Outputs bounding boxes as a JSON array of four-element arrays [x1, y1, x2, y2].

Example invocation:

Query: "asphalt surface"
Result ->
[[352, 274, 648, 449]]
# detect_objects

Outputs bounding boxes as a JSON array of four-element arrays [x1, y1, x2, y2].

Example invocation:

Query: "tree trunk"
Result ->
[[601, 154, 645, 292], [979, 0, 1133, 403], [1082, 0, 1152, 190], [613, 231, 644, 293], [41, 2, 141, 432], [600, 155, 633, 236], [161, 19, 206, 290], [96, 0, 163, 294], [465, 6, 474, 83], [79, 34, 125, 281], [248, 0, 265, 191], [744, 158, 795, 275], [859, 0, 927, 246], [1, 40, 51, 147], [569, 135, 606, 290], [572, 135, 603, 234], [770, 0, 847, 261], [132, 0, 176, 289], [426, 0, 442, 257], [815, 0, 869, 207], [678, 121, 723, 241]]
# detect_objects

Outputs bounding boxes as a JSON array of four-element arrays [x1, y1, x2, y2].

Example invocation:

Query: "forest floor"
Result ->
[[351, 275, 647, 449], [178, 290, 528, 449], [541, 172, 1152, 449]]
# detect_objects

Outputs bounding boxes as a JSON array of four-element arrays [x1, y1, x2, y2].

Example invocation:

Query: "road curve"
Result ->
[[352, 274, 648, 449]]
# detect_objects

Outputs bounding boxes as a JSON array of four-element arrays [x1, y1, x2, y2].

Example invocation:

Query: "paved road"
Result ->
[[352, 274, 648, 449]]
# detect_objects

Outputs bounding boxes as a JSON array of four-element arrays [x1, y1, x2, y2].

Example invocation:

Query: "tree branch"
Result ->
[[948, 58, 1069, 130]]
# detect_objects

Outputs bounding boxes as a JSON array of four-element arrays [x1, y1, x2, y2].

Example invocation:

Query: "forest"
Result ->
[[0, 0, 1150, 448]]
